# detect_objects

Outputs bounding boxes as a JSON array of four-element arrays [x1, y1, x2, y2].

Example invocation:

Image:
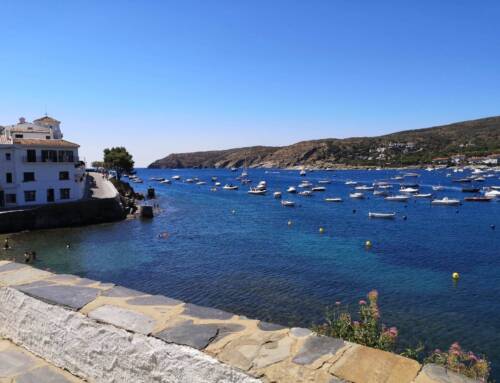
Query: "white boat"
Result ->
[[349, 192, 365, 199], [378, 184, 393, 189], [385, 195, 409, 202], [172, 175, 181, 180], [132, 178, 143, 183], [185, 178, 194, 183], [485, 190, 500, 198], [355, 185, 374, 191], [241, 171, 248, 178], [281, 200, 295, 207], [273, 192, 282, 199], [400, 187, 419, 193], [414, 193, 432, 198], [223, 184, 239, 190], [299, 190, 313, 196], [318, 180, 332, 184], [211, 176, 218, 181], [299, 169, 306, 176], [311, 186, 326, 192], [287, 186, 297, 193], [298, 182, 312, 189], [196, 181, 207, 185], [248, 188, 266, 195], [491, 186, 500, 190], [325, 197, 343, 202], [369, 212, 396, 219], [432, 185, 445, 191], [215, 182, 221, 186], [403, 172, 420, 177], [431, 197, 460, 206], [160, 179, 171, 184], [230, 167, 238, 172], [345, 180, 357, 185], [373, 190, 389, 196], [391, 176, 404, 180]]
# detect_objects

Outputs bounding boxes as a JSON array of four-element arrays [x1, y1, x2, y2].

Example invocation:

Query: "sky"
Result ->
[[0, 1, 499, 166]]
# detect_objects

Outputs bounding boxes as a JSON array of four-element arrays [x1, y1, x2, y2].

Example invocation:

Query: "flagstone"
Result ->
[[14, 284, 100, 310], [88, 304, 156, 335]]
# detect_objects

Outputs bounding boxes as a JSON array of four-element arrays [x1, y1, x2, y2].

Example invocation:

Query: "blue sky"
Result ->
[[1, 1, 499, 166]]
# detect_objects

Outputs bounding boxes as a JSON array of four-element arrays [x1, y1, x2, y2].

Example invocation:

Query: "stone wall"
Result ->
[[0, 261, 478, 383], [0, 195, 126, 234]]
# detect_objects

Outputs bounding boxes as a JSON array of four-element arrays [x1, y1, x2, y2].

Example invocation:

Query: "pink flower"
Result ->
[[368, 290, 379, 300], [388, 327, 398, 337], [359, 300, 367, 305]]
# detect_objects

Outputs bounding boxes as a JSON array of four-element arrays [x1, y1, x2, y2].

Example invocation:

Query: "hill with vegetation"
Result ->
[[148, 116, 500, 169]]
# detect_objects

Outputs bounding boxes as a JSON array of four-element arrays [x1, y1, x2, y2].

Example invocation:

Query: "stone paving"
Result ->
[[0, 261, 479, 383]]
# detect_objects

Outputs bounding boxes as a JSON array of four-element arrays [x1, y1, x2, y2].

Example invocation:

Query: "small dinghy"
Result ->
[[325, 197, 343, 202], [248, 188, 266, 195], [223, 184, 239, 190], [299, 190, 313, 197], [431, 197, 460, 206], [414, 193, 432, 198], [385, 195, 409, 202], [273, 192, 282, 199], [160, 179, 171, 184], [350, 192, 365, 199], [281, 200, 295, 207], [369, 212, 396, 219], [287, 186, 297, 193]]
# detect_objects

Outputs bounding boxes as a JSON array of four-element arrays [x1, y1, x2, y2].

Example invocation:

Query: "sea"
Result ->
[[2, 168, 500, 378]]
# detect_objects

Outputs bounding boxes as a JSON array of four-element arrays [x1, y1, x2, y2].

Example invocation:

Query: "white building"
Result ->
[[0, 116, 85, 209]]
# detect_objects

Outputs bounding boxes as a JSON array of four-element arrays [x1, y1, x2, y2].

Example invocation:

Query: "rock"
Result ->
[[127, 295, 182, 306], [0, 267, 52, 287], [257, 321, 286, 331], [329, 344, 421, 383], [414, 364, 479, 383], [155, 320, 219, 350], [290, 327, 312, 338], [182, 303, 233, 320], [88, 304, 156, 335], [252, 335, 294, 369], [292, 335, 345, 365], [102, 286, 144, 298], [14, 284, 100, 310]]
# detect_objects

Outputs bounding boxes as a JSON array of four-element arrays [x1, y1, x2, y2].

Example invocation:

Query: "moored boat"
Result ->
[[248, 188, 266, 195], [349, 192, 365, 199], [311, 186, 326, 192], [414, 193, 432, 198], [299, 190, 313, 197], [281, 200, 295, 207], [287, 186, 297, 193], [325, 197, 343, 202], [223, 184, 239, 190], [464, 196, 492, 202], [368, 212, 396, 219], [273, 192, 282, 199], [431, 197, 461, 206], [385, 195, 409, 202]]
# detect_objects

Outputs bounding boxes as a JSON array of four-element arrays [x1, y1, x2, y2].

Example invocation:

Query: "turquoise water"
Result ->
[[2, 168, 500, 377]]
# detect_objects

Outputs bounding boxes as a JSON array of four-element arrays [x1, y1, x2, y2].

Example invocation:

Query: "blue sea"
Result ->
[[3, 168, 500, 378]]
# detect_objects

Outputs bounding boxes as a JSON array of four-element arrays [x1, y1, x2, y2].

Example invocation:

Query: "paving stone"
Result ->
[[14, 366, 75, 383], [257, 321, 286, 331], [253, 335, 294, 369], [214, 323, 246, 342], [102, 286, 145, 298], [127, 295, 182, 306], [329, 344, 421, 383], [15, 284, 100, 310], [13, 280, 54, 289], [155, 320, 219, 349], [0, 268, 52, 287], [88, 304, 156, 335], [182, 303, 233, 320], [292, 335, 345, 365], [0, 350, 35, 377], [290, 327, 312, 338], [414, 364, 478, 383], [0, 263, 27, 273], [47, 274, 79, 282], [74, 278, 99, 286]]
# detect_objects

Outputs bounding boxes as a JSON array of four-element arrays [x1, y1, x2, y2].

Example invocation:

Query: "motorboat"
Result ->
[[196, 181, 207, 185], [230, 167, 238, 172], [299, 169, 307, 176], [385, 195, 409, 202], [461, 187, 480, 193], [160, 179, 171, 184], [403, 173, 420, 178], [378, 184, 393, 189], [248, 188, 266, 195], [241, 179, 252, 184], [287, 186, 297, 193], [132, 178, 143, 183], [491, 186, 500, 190], [464, 196, 492, 202], [485, 190, 500, 198], [318, 180, 332, 184], [172, 175, 181, 180], [373, 190, 389, 196], [211, 176, 218, 181], [369, 212, 396, 219], [453, 178, 472, 183], [414, 193, 432, 198], [401, 183, 419, 188], [273, 192, 282, 199], [281, 200, 295, 207], [325, 197, 343, 202], [223, 184, 239, 190], [311, 186, 326, 192], [355, 185, 374, 191], [185, 178, 194, 183], [298, 182, 312, 189], [432, 185, 445, 191], [256, 181, 267, 191], [299, 190, 313, 196], [400, 187, 419, 193], [349, 192, 365, 199], [215, 182, 221, 186], [345, 180, 357, 185], [391, 176, 404, 180], [431, 197, 461, 206]]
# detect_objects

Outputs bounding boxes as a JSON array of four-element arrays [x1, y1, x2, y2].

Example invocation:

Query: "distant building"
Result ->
[[451, 155, 466, 164], [432, 157, 450, 165], [0, 116, 85, 208]]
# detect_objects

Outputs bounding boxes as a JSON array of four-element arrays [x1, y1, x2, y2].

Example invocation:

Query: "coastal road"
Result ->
[[84, 172, 118, 199]]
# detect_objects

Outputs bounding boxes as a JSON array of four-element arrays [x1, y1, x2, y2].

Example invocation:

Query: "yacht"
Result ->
[[223, 184, 239, 190], [185, 179, 194, 183], [298, 182, 312, 189], [172, 175, 181, 180], [400, 187, 419, 193], [196, 181, 207, 185], [431, 197, 461, 206], [373, 190, 389, 196], [355, 185, 374, 191], [160, 179, 171, 184], [215, 182, 221, 186], [299, 190, 313, 197], [485, 190, 500, 198]]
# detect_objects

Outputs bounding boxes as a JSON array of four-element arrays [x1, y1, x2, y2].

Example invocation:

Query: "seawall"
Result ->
[[0, 261, 478, 383]]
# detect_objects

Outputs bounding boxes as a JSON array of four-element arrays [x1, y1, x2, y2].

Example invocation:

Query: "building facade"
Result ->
[[0, 116, 85, 208]]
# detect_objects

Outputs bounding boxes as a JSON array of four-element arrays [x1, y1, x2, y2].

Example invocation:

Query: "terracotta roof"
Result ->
[[33, 115, 60, 124], [12, 138, 79, 148]]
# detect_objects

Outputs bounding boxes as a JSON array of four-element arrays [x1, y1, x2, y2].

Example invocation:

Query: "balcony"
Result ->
[[22, 156, 79, 163]]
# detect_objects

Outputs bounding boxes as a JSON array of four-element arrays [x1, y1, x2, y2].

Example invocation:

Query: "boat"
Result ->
[[401, 183, 419, 188], [369, 212, 396, 219], [132, 178, 143, 183], [391, 176, 404, 180], [453, 178, 472, 183], [318, 180, 332, 184], [223, 184, 239, 190], [403, 172, 420, 177], [273, 192, 282, 199], [281, 200, 295, 207], [160, 179, 171, 184], [298, 182, 312, 189], [378, 184, 393, 189], [311, 186, 326, 192], [414, 193, 432, 198], [464, 196, 492, 202], [210, 187, 218, 192], [215, 182, 221, 186], [385, 195, 409, 202], [325, 197, 343, 202], [196, 181, 207, 185], [345, 180, 357, 185], [230, 167, 238, 172], [485, 190, 500, 198], [373, 190, 389, 196], [431, 197, 461, 206], [432, 185, 445, 191], [248, 188, 266, 195], [491, 186, 500, 190], [355, 185, 374, 191], [461, 187, 480, 193], [185, 178, 194, 183], [256, 181, 267, 191], [349, 192, 365, 199], [474, 177, 486, 182], [241, 179, 252, 184], [299, 190, 313, 196], [400, 187, 419, 193], [172, 175, 181, 180], [211, 176, 218, 181], [299, 169, 307, 176], [287, 186, 297, 193]]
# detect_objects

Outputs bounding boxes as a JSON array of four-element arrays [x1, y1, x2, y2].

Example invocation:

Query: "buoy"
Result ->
[[319, 227, 325, 234], [452, 272, 459, 280], [288, 220, 292, 226], [365, 240, 372, 248], [231, 209, 236, 214]]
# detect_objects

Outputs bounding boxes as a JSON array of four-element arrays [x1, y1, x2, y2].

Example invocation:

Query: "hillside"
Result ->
[[148, 116, 500, 169]]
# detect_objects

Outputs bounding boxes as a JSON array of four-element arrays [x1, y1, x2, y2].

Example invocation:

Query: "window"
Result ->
[[24, 191, 36, 202], [46, 136, 51, 140], [23, 172, 35, 182], [58, 150, 74, 163], [6, 194, 16, 204], [59, 171, 69, 180], [5, 153, 11, 160], [26, 150, 36, 162], [6, 173, 12, 183], [41, 150, 57, 162], [59, 188, 70, 200], [15, 134, 23, 138]]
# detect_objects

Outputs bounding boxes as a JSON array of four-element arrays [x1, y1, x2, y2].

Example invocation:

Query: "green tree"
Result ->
[[91, 161, 104, 169], [103, 147, 134, 179]]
